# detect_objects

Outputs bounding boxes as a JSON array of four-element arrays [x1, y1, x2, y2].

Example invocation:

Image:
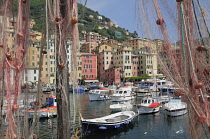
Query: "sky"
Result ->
[[78, 0, 139, 35]]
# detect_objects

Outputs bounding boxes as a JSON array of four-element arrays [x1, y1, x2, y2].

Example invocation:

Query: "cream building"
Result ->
[[113, 45, 133, 80]]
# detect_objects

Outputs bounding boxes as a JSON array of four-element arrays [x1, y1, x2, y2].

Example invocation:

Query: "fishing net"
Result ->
[[0, 0, 79, 138], [137, 0, 210, 138]]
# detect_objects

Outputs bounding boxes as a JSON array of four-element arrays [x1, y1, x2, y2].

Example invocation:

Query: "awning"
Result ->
[[84, 80, 99, 83]]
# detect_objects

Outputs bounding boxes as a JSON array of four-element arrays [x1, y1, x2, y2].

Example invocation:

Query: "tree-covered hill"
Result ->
[[29, 1, 137, 41]]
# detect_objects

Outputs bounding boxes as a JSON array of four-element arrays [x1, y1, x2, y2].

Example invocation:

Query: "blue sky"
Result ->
[[78, 0, 138, 34]]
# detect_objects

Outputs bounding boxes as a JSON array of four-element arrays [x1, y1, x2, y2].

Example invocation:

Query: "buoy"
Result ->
[[0, 44, 3, 48], [71, 17, 78, 24], [196, 45, 206, 52], [33, 135, 37, 139], [13, 104, 19, 110], [21, 49, 26, 53], [21, 84, 26, 89], [176, 0, 183, 2], [199, 114, 206, 122], [144, 132, 147, 135], [194, 82, 204, 89], [55, 17, 62, 23], [42, 50, 47, 54], [156, 18, 164, 25], [34, 101, 39, 106], [22, 0, 27, 3], [13, 134, 17, 139], [17, 32, 24, 38], [22, 17, 26, 21], [5, 52, 12, 58], [20, 136, 25, 139], [60, 63, 65, 69]]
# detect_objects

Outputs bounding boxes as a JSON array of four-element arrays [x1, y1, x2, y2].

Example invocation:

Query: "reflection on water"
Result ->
[[38, 93, 191, 139]]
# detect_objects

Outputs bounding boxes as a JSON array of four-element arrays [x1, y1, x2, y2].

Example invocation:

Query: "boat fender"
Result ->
[[115, 124, 121, 128], [99, 126, 107, 130], [130, 119, 133, 122], [124, 121, 129, 124]]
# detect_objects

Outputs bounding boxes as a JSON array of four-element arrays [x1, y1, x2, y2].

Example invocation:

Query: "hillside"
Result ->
[[29, 1, 137, 41]]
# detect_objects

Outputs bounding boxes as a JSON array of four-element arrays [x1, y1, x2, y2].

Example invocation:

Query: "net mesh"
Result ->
[[137, 0, 210, 138]]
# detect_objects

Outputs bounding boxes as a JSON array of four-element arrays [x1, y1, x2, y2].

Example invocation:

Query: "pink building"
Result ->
[[132, 55, 140, 77], [98, 50, 114, 82], [105, 68, 121, 85], [81, 53, 97, 80]]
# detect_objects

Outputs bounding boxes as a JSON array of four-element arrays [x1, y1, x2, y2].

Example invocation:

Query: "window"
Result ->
[[34, 70, 36, 74]]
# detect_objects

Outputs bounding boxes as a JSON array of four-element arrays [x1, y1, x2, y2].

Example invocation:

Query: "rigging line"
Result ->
[[79, 0, 88, 20], [181, 3, 197, 81], [182, 2, 206, 115], [192, 0, 205, 45], [46, 0, 50, 84], [196, 0, 210, 38], [180, 4, 187, 87], [181, 3, 206, 102]]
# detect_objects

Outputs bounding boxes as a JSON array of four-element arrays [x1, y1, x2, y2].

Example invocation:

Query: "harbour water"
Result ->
[[37, 93, 191, 139]]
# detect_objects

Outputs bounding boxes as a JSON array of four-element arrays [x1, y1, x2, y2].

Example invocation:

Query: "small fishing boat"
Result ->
[[111, 88, 135, 102], [88, 89, 111, 101], [81, 111, 136, 134], [109, 101, 133, 112], [28, 95, 57, 118], [135, 97, 161, 114], [163, 97, 187, 117]]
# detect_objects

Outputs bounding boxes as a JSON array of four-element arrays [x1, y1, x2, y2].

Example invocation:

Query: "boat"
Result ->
[[109, 101, 133, 112], [111, 89, 135, 102], [81, 111, 136, 133], [135, 97, 161, 114], [163, 97, 187, 117], [136, 79, 174, 97], [88, 89, 111, 101], [27, 95, 57, 119]]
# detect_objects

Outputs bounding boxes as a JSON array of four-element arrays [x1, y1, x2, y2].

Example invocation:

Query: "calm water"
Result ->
[[38, 93, 191, 139]]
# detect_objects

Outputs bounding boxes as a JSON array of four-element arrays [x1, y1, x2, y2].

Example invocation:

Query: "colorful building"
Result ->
[[81, 53, 97, 80]]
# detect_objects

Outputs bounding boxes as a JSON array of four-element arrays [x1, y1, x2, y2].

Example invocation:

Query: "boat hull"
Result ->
[[81, 111, 136, 134], [165, 108, 187, 116], [88, 93, 110, 101], [137, 106, 160, 114], [111, 96, 134, 102], [28, 106, 57, 119]]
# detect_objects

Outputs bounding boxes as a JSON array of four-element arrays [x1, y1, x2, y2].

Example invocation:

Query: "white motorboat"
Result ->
[[163, 97, 187, 116], [111, 89, 135, 102], [81, 111, 136, 134], [109, 101, 133, 112], [135, 97, 161, 114], [88, 89, 111, 101]]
